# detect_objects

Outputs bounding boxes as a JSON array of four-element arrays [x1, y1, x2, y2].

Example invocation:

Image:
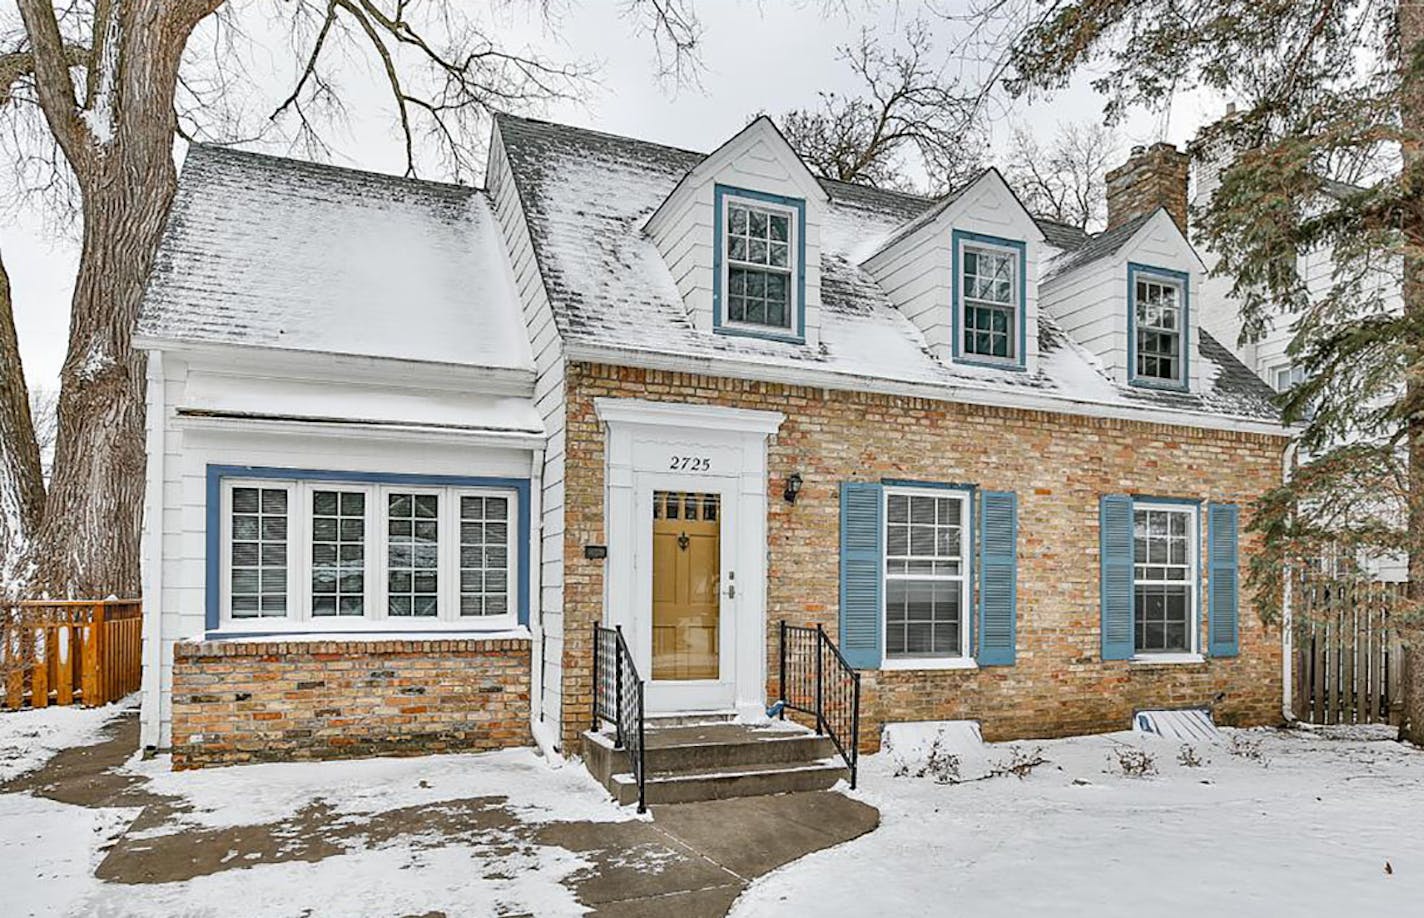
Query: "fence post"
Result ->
[[81, 602, 105, 707], [814, 623, 824, 736], [778, 620, 787, 719], [591, 623, 599, 726], [614, 625, 625, 750], [850, 671, 861, 790]]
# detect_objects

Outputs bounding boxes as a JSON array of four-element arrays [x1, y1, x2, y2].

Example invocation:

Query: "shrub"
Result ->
[[1111, 747, 1157, 777]]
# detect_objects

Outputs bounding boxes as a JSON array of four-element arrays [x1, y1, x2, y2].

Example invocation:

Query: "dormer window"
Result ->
[[952, 230, 1026, 368], [1129, 264, 1190, 389], [713, 185, 805, 342]]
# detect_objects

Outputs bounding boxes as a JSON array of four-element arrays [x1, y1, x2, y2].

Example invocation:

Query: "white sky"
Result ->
[[2, 0, 1227, 393]]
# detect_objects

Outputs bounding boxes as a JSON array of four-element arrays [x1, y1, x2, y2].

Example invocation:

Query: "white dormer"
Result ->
[[1041, 208, 1206, 393], [645, 117, 830, 346], [859, 170, 1047, 373]]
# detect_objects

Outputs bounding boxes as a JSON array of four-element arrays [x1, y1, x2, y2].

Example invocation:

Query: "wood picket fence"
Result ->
[[1292, 579, 1406, 726], [1, 600, 142, 710]]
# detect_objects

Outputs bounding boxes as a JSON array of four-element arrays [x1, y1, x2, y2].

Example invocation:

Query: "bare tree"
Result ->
[[776, 20, 985, 194], [0, 0, 702, 601], [1002, 120, 1116, 232], [27, 385, 56, 483]]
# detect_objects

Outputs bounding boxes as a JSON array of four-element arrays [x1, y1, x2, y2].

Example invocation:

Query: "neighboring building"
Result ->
[[137, 116, 1291, 770]]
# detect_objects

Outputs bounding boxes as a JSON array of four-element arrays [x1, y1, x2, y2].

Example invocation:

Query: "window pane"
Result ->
[[311, 490, 365, 617], [230, 486, 289, 619], [388, 492, 438, 617], [461, 491, 515, 617]]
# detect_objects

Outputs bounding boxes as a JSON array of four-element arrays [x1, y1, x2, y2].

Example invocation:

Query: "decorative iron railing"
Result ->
[[592, 624, 647, 812], [778, 621, 861, 788]]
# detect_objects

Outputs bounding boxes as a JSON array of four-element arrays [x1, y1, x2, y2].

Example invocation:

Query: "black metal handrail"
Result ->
[[592, 624, 647, 812], [778, 621, 861, 788]]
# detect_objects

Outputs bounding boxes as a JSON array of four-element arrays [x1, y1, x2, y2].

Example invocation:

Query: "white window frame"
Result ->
[[881, 485, 973, 664], [218, 478, 518, 632], [1133, 272, 1187, 385], [958, 238, 1021, 364], [1272, 364, 1306, 393], [1130, 501, 1200, 658], [720, 193, 800, 336]]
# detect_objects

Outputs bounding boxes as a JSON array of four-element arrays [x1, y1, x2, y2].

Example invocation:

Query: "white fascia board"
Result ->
[[565, 341, 1293, 438], [133, 336, 536, 396], [171, 412, 547, 449], [595, 396, 785, 434]]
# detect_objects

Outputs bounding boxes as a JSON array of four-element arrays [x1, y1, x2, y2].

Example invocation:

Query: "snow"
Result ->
[[731, 724, 1424, 916], [80, 12, 120, 147], [0, 696, 136, 783]]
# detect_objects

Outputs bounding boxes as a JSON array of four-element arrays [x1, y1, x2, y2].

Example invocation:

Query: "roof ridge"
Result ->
[[493, 112, 709, 160], [185, 142, 481, 197]]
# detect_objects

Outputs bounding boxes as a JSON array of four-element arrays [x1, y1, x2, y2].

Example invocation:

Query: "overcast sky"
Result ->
[[3, 0, 1227, 393]]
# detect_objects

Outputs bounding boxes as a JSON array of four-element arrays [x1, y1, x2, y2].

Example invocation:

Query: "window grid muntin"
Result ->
[[387, 491, 441, 617], [220, 478, 519, 628], [460, 494, 512, 617], [1132, 505, 1196, 654], [1135, 276, 1184, 383], [961, 244, 1018, 361], [884, 489, 969, 658], [230, 486, 289, 619], [311, 490, 366, 617], [724, 198, 795, 331]]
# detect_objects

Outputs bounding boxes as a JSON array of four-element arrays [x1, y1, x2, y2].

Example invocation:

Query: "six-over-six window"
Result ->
[[222, 479, 516, 627], [724, 199, 796, 331], [1134, 272, 1185, 384], [883, 488, 970, 659], [960, 243, 1019, 361], [1132, 503, 1198, 654]]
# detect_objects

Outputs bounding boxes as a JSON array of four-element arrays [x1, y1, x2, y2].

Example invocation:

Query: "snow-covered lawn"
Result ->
[[732, 722, 1424, 917]]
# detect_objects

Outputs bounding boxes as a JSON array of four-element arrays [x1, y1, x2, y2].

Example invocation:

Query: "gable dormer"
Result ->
[[645, 117, 830, 346], [1041, 208, 1206, 393], [860, 169, 1047, 372]]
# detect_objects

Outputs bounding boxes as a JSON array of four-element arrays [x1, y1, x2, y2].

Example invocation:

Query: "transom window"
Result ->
[[1132, 505, 1197, 654], [883, 489, 970, 658], [960, 245, 1019, 361], [1134, 274, 1185, 384], [221, 478, 518, 629], [723, 198, 796, 331]]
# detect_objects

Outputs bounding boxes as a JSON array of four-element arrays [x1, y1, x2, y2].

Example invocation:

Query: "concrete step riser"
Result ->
[[614, 765, 847, 806], [587, 733, 837, 778]]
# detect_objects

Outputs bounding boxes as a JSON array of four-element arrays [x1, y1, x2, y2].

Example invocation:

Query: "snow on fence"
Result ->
[[1, 600, 142, 710], [1292, 579, 1406, 726]]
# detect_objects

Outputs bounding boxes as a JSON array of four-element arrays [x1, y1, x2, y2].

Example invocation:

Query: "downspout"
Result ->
[[1281, 438, 1300, 723]]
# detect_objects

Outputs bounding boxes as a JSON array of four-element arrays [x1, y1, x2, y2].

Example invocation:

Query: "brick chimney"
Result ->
[[1105, 141, 1190, 234]]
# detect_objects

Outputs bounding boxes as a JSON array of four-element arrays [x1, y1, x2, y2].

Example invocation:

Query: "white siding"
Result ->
[[488, 128, 570, 745]]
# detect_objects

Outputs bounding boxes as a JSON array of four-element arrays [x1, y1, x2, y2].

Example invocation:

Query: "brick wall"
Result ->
[[561, 361, 1289, 751], [171, 637, 530, 768]]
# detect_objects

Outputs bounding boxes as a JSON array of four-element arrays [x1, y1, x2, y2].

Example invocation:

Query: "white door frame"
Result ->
[[596, 398, 784, 720]]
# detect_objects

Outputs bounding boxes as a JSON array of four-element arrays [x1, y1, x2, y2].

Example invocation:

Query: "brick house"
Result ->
[[136, 116, 1291, 770]]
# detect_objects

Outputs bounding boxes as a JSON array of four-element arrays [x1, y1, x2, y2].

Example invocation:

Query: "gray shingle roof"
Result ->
[[1043, 211, 1157, 280], [137, 144, 532, 371], [496, 114, 1282, 426]]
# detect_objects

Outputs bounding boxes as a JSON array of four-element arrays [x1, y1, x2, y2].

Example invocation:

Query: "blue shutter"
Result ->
[[839, 482, 883, 669], [977, 490, 1017, 666], [1100, 494, 1135, 661], [1207, 502, 1241, 657]]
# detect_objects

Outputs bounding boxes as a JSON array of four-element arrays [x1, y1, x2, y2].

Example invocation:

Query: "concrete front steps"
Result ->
[[582, 713, 848, 806]]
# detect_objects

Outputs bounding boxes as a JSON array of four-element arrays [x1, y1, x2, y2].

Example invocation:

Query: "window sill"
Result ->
[[205, 624, 529, 642], [713, 323, 805, 345], [1127, 377, 1190, 393], [953, 355, 1027, 373], [881, 657, 979, 672], [1129, 653, 1205, 666]]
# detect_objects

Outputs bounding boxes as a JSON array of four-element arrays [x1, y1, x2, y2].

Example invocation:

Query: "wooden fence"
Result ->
[[2, 600, 142, 710], [1292, 580, 1406, 726]]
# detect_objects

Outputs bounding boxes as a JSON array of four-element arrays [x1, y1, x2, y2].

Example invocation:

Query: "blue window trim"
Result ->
[[1127, 262, 1191, 392], [204, 465, 531, 634], [879, 480, 976, 660], [951, 229, 1028, 371], [1128, 495, 1204, 655], [712, 184, 807, 344]]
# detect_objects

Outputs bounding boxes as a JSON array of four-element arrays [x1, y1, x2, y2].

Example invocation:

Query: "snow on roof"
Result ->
[[137, 144, 532, 372], [494, 114, 1282, 426]]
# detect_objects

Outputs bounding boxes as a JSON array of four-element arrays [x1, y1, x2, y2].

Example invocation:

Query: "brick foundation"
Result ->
[[171, 636, 531, 768], [561, 362, 1289, 752]]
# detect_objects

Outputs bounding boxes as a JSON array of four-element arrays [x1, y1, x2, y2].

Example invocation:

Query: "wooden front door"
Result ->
[[651, 491, 722, 682]]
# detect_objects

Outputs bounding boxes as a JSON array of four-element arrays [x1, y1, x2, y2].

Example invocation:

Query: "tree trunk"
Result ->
[[1398, 0, 1424, 745], [19, 1, 192, 599], [0, 250, 45, 595]]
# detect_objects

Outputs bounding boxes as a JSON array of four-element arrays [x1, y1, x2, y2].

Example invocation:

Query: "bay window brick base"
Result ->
[[170, 636, 531, 769]]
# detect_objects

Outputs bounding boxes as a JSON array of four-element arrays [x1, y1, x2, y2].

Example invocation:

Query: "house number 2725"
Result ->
[[669, 455, 711, 472]]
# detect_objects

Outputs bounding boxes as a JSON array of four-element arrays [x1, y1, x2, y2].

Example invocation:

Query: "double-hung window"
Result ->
[[1133, 271, 1186, 385], [1132, 503, 1197, 654], [959, 242, 1020, 362], [719, 190, 800, 336], [883, 488, 970, 659], [221, 478, 517, 629]]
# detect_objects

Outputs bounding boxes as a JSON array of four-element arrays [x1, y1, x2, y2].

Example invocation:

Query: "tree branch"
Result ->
[[15, 0, 91, 168]]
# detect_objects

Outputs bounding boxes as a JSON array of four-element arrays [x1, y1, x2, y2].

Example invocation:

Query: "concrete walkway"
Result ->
[[2, 712, 878, 917]]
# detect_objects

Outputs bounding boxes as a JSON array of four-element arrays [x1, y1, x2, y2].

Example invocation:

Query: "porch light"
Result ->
[[783, 472, 803, 504]]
